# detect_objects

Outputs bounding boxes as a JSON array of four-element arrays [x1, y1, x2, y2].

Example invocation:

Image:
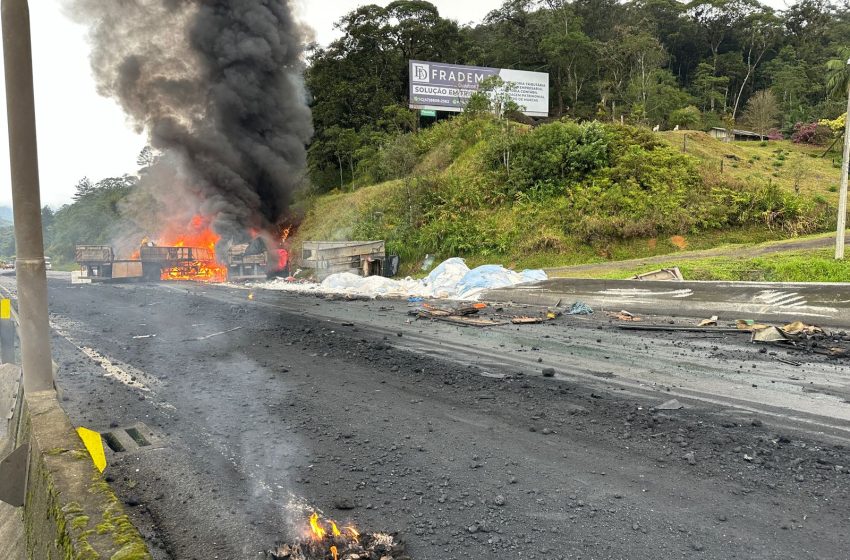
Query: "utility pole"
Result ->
[[2, 0, 55, 392], [836, 57, 850, 260]]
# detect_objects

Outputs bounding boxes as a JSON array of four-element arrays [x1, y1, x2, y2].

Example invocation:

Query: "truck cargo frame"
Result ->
[[301, 240, 386, 281]]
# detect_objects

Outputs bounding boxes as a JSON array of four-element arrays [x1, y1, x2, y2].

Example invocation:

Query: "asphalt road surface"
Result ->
[[4, 273, 850, 559]]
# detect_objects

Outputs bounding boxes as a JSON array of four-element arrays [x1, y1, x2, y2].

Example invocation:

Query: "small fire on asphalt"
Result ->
[[268, 512, 408, 560]]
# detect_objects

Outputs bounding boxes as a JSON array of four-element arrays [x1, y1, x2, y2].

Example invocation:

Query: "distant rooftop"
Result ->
[[710, 127, 761, 137]]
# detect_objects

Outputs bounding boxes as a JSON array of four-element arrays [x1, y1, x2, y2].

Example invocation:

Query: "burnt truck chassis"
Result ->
[[227, 243, 268, 280], [75, 245, 115, 279], [74, 244, 219, 282], [138, 246, 217, 281]]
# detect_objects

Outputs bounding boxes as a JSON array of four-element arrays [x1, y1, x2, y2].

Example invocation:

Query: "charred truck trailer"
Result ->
[[75, 245, 115, 279], [301, 241, 398, 281], [75, 244, 220, 282], [74, 243, 278, 282]]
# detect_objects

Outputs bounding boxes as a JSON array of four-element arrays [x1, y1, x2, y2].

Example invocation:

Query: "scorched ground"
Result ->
[[7, 272, 850, 560]]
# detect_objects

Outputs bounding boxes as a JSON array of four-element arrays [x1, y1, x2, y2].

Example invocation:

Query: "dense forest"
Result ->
[[306, 0, 850, 189]]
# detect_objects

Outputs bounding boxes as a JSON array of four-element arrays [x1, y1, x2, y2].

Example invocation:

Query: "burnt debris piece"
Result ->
[[269, 513, 408, 560], [268, 532, 409, 560], [619, 319, 850, 358], [410, 302, 561, 327]]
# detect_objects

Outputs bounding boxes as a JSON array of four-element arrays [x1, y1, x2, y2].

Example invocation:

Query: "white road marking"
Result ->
[[597, 288, 695, 298], [50, 316, 155, 392], [754, 290, 807, 308]]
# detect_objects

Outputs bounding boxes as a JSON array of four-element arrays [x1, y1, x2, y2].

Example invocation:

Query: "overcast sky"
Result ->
[[0, 0, 789, 207]]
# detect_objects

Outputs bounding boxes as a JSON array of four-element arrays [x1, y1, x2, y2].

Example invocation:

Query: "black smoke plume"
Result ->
[[65, 0, 313, 239]]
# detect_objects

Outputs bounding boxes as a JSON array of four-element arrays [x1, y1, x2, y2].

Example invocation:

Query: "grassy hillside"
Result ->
[[293, 117, 842, 275], [660, 131, 840, 197]]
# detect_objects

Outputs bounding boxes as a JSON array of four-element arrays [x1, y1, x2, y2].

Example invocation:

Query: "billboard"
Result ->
[[408, 60, 549, 117]]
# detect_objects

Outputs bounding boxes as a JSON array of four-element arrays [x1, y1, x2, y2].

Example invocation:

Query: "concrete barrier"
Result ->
[[0, 376, 152, 560], [483, 278, 850, 328]]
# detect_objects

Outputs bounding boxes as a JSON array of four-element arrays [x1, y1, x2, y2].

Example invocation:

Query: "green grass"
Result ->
[[554, 248, 850, 282], [660, 131, 841, 197], [292, 180, 401, 244]]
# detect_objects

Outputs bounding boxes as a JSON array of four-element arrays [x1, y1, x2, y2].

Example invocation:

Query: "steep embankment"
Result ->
[[293, 117, 842, 277]]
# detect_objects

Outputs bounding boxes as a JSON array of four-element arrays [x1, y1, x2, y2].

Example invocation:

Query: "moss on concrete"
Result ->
[[71, 450, 89, 461], [21, 392, 153, 560], [110, 542, 151, 560]]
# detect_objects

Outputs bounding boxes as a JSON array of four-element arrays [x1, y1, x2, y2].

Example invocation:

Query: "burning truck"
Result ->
[[75, 234, 289, 283], [227, 236, 290, 280]]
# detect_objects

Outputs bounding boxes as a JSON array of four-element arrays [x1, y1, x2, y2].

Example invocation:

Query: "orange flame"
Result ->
[[330, 545, 338, 560], [309, 512, 326, 540], [154, 215, 228, 282], [159, 216, 219, 252], [280, 225, 292, 243]]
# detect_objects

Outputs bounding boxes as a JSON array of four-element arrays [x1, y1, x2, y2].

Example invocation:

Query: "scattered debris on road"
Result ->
[[737, 319, 770, 331], [618, 324, 744, 333], [568, 301, 593, 315], [783, 321, 824, 336], [182, 326, 244, 341], [619, 317, 849, 358], [411, 302, 561, 327], [656, 398, 685, 410], [698, 315, 719, 327], [511, 316, 548, 324], [268, 513, 408, 560], [630, 267, 684, 281], [611, 309, 641, 321], [751, 326, 790, 343]]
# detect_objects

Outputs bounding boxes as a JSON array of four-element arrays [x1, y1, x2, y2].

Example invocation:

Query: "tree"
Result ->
[[691, 61, 728, 111], [742, 89, 780, 139], [41, 206, 55, 250], [136, 146, 156, 169], [540, 30, 598, 114], [669, 105, 703, 129], [623, 32, 668, 106], [597, 31, 633, 118], [314, 126, 361, 189], [826, 47, 850, 99], [73, 177, 95, 200], [48, 176, 138, 263], [637, 69, 691, 124], [730, 8, 780, 119], [687, 0, 758, 74], [784, 0, 833, 60], [465, 76, 521, 119], [766, 46, 813, 120]]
